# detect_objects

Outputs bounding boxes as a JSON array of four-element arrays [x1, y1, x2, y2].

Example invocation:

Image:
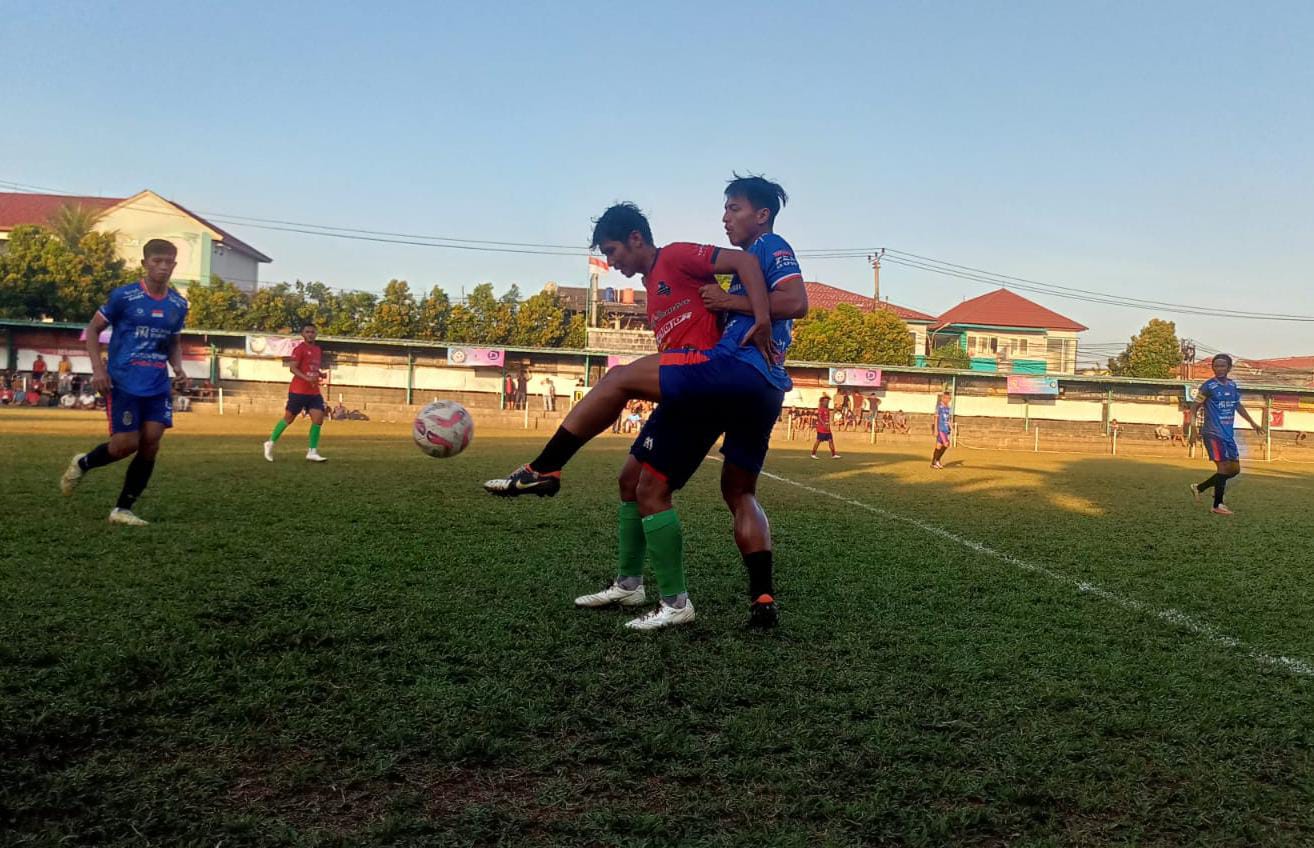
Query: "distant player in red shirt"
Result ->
[[811, 394, 839, 459], [263, 323, 329, 462]]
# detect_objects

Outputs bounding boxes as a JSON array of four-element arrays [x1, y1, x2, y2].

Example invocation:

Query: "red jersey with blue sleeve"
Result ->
[[97, 281, 189, 397], [716, 233, 801, 391], [1197, 377, 1241, 438], [288, 342, 323, 395], [643, 243, 724, 352]]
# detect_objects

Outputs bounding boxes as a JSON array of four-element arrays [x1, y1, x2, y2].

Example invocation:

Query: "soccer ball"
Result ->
[[413, 400, 473, 458]]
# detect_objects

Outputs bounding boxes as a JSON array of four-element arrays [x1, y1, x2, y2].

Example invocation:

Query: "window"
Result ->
[[1018, 339, 1028, 355]]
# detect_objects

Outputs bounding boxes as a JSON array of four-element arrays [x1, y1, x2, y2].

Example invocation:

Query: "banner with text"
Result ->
[[447, 346, 505, 368], [1006, 375, 1060, 395], [245, 335, 299, 358], [829, 368, 882, 387]]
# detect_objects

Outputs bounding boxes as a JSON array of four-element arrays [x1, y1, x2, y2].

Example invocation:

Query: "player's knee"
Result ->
[[618, 464, 641, 501], [636, 473, 672, 516]]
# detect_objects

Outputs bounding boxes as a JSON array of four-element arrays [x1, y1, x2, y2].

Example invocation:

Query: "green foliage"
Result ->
[[416, 285, 451, 340], [927, 338, 971, 369], [0, 225, 134, 321], [362, 279, 418, 339], [47, 202, 108, 250], [185, 276, 250, 331], [791, 304, 914, 365], [1109, 318, 1181, 378], [510, 289, 570, 347], [244, 283, 307, 334], [447, 283, 515, 344], [563, 313, 586, 349], [323, 290, 378, 337]]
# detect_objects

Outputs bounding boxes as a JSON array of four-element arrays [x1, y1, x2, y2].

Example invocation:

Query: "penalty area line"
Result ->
[[750, 462, 1314, 679]]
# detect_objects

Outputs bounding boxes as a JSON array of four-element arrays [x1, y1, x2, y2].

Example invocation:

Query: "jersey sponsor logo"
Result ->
[[651, 298, 690, 322], [654, 311, 692, 345]]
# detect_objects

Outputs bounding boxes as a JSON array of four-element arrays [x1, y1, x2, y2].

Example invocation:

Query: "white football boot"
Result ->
[[575, 581, 647, 608], [263, 440, 275, 462], [625, 600, 695, 631], [108, 508, 149, 526], [305, 450, 327, 462], [60, 453, 87, 496]]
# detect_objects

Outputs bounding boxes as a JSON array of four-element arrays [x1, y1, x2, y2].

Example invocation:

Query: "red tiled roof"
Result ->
[[0, 191, 271, 263], [0, 193, 120, 229], [803, 281, 935, 322], [935, 287, 1087, 332]]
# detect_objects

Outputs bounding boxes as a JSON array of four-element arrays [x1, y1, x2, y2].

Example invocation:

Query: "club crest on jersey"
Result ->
[[656, 281, 671, 297]]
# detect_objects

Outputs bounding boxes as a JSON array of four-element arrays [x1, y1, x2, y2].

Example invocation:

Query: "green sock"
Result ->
[[618, 501, 645, 580], [270, 419, 289, 443], [309, 424, 321, 450], [642, 509, 686, 598]]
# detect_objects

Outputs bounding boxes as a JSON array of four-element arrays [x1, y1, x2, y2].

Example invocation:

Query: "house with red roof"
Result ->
[[803, 281, 936, 362], [931, 288, 1087, 373], [0, 190, 271, 292]]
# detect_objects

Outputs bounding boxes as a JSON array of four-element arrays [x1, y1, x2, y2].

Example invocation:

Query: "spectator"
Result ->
[[333, 400, 348, 420], [892, 410, 909, 434], [1154, 424, 1171, 441], [515, 369, 528, 410], [542, 376, 556, 412], [32, 354, 47, 382], [503, 373, 516, 410], [1170, 425, 1187, 447], [58, 354, 72, 377]]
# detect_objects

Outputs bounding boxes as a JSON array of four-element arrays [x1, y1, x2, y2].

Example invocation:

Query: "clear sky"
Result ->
[[3, 0, 1311, 361]]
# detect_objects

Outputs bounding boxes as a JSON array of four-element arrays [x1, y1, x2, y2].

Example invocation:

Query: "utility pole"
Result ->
[[867, 249, 885, 304]]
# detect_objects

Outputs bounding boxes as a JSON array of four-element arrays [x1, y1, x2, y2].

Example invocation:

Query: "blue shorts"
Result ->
[[631, 350, 784, 489], [107, 388, 172, 434], [287, 392, 326, 415], [1204, 433, 1239, 462], [816, 432, 833, 442]]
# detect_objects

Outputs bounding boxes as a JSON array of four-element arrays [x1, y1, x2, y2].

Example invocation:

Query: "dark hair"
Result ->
[[725, 172, 789, 224], [302, 322, 317, 330], [590, 203, 653, 250], [1212, 353, 1233, 366], [142, 238, 177, 259]]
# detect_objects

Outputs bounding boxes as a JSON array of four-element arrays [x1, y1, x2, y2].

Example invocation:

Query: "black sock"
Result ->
[[78, 443, 117, 472], [115, 456, 155, 511], [932, 447, 947, 464], [1197, 474, 1220, 492], [529, 427, 585, 474], [744, 550, 774, 600], [1214, 477, 1227, 507]]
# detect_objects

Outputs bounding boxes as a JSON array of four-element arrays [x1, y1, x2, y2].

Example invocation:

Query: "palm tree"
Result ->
[[47, 203, 108, 250]]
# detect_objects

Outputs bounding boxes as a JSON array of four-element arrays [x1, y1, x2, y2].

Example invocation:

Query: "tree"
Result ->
[[0, 225, 134, 321], [927, 338, 971, 369], [791, 304, 914, 365], [562, 313, 586, 349], [186, 275, 251, 330], [1109, 318, 1181, 378], [447, 283, 514, 343], [245, 283, 307, 333], [47, 203, 108, 250], [416, 285, 451, 340], [510, 289, 570, 347], [323, 290, 377, 337], [362, 279, 418, 338]]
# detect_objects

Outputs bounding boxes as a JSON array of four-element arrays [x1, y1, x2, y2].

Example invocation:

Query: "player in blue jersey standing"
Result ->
[[931, 391, 953, 468], [60, 239, 190, 525], [1186, 353, 1263, 516]]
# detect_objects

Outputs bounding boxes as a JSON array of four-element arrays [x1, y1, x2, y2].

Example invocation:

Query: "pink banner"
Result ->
[[829, 368, 882, 387], [606, 354, 639, 369], [245, 335, 299, 358], [448, 346, 505, 367]]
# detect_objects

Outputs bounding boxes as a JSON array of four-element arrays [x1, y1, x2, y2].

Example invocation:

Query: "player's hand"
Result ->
[[91, 368, 112, 395], [739, 318, 774, 364], [699, 284, 734, 313], [173, 374, 191, 393]]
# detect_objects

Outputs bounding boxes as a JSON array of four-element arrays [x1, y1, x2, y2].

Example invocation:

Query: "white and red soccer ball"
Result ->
[[413, 400, 473, 458]]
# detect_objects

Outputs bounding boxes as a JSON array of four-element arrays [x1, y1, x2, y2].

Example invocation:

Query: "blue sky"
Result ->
[[3, 0, 1311, 361]]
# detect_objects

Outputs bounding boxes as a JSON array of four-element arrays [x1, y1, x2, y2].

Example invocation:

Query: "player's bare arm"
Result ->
[[710, 249, 772, 360], [86, 311, 112, 394], [699, 277, 808, 320]]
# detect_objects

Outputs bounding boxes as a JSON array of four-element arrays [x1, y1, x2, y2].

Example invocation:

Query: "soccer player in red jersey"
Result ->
[[263, 323, 329, 462], [811, 394, 839, 459]]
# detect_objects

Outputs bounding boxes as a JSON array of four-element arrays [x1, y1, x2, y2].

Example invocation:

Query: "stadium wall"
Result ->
[[3, 321, 1312, 434]]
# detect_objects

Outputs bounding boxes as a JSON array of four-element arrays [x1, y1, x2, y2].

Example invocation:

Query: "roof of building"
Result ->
[[935, 287, 1087, 332], [803, 281, 936, 322], [0, 191, 272, 263], [552, 284, 646, 314]]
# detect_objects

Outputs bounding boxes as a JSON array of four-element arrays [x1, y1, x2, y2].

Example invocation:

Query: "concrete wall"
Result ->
[[210, 247, 260, 292]]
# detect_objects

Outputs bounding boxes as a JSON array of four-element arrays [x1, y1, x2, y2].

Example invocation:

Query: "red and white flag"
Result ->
[[588, 256, 609, 275]]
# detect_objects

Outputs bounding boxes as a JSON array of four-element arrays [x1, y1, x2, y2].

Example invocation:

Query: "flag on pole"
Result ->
[[588, 256, 609, 275]]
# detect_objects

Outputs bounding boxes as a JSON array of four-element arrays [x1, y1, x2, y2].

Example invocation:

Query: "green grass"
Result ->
[[3, 409, 1314, 847]]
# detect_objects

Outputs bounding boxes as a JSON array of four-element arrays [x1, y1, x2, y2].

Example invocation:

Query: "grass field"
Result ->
[[3, 408, 1314, 847]]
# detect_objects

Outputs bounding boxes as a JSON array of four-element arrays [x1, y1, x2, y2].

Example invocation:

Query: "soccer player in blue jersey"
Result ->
[[931, 391, 953, 468], [60, 239, 189, 525], [572, 176, 807, 629], [1186, 353, 1262, 516]]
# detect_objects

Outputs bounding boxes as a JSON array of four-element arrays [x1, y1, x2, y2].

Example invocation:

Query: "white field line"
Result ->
[[751, 463, 1314, 678]]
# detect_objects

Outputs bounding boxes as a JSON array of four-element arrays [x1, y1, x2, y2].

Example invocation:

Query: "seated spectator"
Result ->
[[892, 410, 909, 434], [332, 400, 348, 420], [1154, 424, 1171, 440]]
